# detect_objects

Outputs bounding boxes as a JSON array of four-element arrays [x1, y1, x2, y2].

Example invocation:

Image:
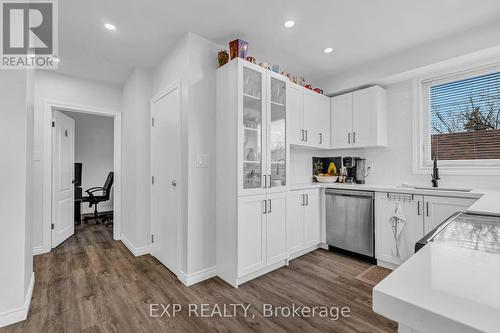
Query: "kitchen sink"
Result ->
[[413, 186, 472, 192]]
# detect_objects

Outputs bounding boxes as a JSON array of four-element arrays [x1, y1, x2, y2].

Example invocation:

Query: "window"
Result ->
[[416, 63, 500, 174], [428, 71, 500, 161]]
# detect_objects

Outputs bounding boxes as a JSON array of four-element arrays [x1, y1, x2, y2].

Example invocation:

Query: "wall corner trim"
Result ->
[[0, 272, 35, 328], [178, 266, 217, 286], [121, 235, 150, 257]]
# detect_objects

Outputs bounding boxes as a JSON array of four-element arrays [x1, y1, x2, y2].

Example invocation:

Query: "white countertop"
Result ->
[[373, 242, 500, 333], [290, 182, 500, 216]]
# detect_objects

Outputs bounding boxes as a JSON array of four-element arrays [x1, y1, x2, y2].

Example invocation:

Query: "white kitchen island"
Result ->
[[373, 241, 500, 333]]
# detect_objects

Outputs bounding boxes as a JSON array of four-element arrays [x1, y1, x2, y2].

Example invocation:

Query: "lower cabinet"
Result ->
[[287, 189, 321, 256], [375, 193, 424, 266], [423, 195, 477, 235], [237, 192, 287, 279], [375, 193, 477, 267]]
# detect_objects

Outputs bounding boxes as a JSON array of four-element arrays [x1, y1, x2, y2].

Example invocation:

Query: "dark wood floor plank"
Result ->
[[0, 224, 397, 333]]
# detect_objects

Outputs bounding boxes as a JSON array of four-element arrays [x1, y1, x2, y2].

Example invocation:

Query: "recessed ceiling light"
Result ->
[[284, 20, 295, 28], [104, 23, 117, 31], [324, 47, 333, 54]]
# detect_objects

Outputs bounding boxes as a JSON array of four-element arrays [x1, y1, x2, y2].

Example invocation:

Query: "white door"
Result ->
[[303, 189, 320, 248], [352, 88, 377, 147], [51, 110, 75, 248], [317, 95, 331, 148], [238, 194, 267, 276], [303, 89, 318, 147], [286, 191, 303, 254], [151, 85, 180, 274], [287, 82, 304, 146], [423, 196, 477, 235], [375, 193, 424, 265], [266, 193, 287, 265], [331, 93, 353, 149]]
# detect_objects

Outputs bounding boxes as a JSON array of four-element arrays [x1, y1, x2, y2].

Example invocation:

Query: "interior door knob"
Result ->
[[171, 180, 177, 187]]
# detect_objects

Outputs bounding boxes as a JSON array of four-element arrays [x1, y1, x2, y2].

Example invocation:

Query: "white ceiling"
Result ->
[[55, 0, 500, 85]]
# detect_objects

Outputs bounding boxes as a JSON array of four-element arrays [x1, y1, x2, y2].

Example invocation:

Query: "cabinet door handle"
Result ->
[[426, 202, 429, 217], [306, 194, 309, 206], [348, 132, 351, 144], [353, 132, 356, 144], [417, 201, 420, 216], [301, 194, 305, 206], [305, 130, 308, 142], [300, 129, 304, 141], [268, 175, 271, 188], [263, 175, 267, 189], [319, 133, 323, 144], [263, 200, 267, 214], [268, 199, 271, 213]]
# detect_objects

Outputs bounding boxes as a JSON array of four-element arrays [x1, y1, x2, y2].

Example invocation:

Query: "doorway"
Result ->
[[43, 102, 122, 251], [150, 81, 181, 275]]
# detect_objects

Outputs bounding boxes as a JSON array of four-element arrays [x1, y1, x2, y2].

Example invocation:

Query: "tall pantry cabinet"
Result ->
[[216, 58, 290, 287]]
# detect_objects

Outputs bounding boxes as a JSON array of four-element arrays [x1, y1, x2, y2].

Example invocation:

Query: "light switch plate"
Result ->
[[196, 154, 209, 168]]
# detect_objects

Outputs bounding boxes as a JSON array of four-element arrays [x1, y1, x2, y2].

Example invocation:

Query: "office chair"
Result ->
[[83, 172, 114, 225]]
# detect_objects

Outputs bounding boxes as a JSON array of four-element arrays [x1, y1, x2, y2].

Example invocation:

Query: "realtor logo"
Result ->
[[1, 0, 58, 69]]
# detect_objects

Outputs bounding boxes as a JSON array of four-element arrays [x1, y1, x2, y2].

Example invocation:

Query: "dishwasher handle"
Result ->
[[325, 189, 374, 199]]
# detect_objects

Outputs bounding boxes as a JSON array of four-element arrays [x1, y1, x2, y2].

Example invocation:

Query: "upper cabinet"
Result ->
[[217, 58, 289, 196], [331, 86, 388, 149], [288, 82, 330, 149]]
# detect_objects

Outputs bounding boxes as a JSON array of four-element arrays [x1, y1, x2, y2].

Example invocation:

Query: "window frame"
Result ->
[[413, 61, 500, 175]]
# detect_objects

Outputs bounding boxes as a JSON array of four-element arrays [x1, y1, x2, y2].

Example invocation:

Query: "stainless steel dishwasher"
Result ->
[[325, 189, 375, 262]]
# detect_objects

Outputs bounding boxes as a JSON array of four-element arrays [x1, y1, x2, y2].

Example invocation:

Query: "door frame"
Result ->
[[150, 80, 183, 277], [42, 100, 122, 251]]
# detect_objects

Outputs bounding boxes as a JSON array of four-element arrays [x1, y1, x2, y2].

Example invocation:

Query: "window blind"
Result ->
[[427, 70, 500, 161]]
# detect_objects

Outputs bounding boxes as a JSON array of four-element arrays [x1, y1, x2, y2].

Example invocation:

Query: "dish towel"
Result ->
[[389, 202, 407, 259]]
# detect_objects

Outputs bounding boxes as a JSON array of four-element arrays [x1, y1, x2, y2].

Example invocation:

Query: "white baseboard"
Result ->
[[121, 235, 150, 257], [0, 272, 35, 328], [32, 245, 50, 256], [178, 266, 217, 286]]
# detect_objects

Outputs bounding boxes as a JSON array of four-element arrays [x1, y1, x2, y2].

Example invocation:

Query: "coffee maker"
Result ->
[[342, 157, 368, 184]]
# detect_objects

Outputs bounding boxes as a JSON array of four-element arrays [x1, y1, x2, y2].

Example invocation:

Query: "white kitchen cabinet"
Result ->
[[288, 82, 330, 149], [287, 189, 321, 257], [238, 194, 267, 276], [375, 193, 424, 267], [287, 82, 304, 146], [331, 92, 353, 148], [216, 58, 291, 287], [375, 193, 477, 267], [266, 193, 288, 265], [304, 89, 330, 148], [303, 189, 321, 247], [331, 86, 387, 149], [423, 196, 477, 235]]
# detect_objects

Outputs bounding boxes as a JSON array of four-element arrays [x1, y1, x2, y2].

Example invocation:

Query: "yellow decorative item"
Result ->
[[327, 162, 337, 175]]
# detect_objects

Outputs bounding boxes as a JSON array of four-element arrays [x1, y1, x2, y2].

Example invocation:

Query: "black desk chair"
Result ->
[[83, 172, 114, 225]]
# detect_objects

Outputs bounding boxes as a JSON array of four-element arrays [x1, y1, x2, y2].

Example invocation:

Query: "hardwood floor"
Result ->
[[1, 224, 397, 333]]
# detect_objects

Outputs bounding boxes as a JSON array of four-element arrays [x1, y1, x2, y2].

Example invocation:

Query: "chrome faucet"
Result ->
[[431, 154, 440, 188]]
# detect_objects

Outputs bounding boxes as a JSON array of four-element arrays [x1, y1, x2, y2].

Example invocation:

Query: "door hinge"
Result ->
[[52, 121, 55, 127], [152, 117, 155, 127], [51, 223, 54, 230], [151, 234, 154, 243], [152, 176, 155, 184]]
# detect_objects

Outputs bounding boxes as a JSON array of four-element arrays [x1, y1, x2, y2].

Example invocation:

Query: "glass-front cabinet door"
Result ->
[[267, 73, 288, 191], [240, 63, 267, 195]]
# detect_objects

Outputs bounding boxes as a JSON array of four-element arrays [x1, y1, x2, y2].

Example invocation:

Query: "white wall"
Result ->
[[33, 71, 122, 251], [121, 68, 152, 250], [0, 70, 33, 326], [63, 112, 114, 214], [152, 32, 220, 277], [290, 80, 500, 190]]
